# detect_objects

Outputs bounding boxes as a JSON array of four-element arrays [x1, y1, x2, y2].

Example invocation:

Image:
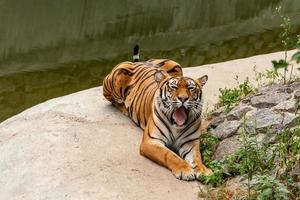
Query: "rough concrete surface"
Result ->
[[0, 50, 297, 200]]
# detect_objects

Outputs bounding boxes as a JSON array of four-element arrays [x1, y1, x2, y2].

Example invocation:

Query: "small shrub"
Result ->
[[200, 132, 219, 164], [218, 79, 253, 112], [198, 159, 230, 187], [255, 176, 290, 200], [275, 126, 300, 180]]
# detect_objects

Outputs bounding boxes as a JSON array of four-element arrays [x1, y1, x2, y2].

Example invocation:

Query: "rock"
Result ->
[[250, 92, 292, 108], [256, 84, 295, 96], [290, 82, 300, 91], [214, 135, 242, 160], [210, 107, 225, 117], [207, 114, 225, 129], [0, 87, 201, 200], [212, 120, 241, 140], [245, 109, 283, 131], [257, 84, 282, 94], [294, 89, 300, 99], [272, 99, 296, 113], [227, 103, 254, 120], [261, 133, 277, 145], [283, 112, 298, 127], [276, 85, 294, 94]]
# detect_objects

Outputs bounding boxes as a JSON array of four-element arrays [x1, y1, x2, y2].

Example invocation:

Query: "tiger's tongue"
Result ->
[[172, 106, 187, 126]]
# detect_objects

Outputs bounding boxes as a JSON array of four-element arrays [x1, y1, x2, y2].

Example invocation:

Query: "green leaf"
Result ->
[[257, 188, 273, 200], [272, 60, 289, 71], [291, 51, 300, 64]]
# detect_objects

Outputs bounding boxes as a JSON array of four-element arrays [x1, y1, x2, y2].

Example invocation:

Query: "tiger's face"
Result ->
[[157, 75, 208, 127]]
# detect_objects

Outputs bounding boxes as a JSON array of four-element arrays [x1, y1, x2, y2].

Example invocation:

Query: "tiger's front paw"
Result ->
[[195, 165, 213, 178], [172, 165, 196, 181]]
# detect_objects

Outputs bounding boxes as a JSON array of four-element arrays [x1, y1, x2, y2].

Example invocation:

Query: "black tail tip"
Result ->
[[133, 45, 139, 54], [133, 45, 139, 62]]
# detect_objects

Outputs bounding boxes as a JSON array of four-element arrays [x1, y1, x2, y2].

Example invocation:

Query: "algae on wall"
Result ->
[[0, 0, 300, 122], [1, 0, 300, 73]]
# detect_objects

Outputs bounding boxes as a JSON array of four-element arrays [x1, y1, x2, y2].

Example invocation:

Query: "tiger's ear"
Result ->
[[197, 75, 208, 86], [154, 71, 166, 83]]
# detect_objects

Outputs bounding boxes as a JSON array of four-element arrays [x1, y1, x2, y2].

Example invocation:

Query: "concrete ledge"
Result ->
[[0, 50, 297, 200]]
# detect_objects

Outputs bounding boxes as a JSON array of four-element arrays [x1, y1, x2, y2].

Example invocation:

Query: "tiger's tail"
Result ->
[[133, 44, 139, 62]]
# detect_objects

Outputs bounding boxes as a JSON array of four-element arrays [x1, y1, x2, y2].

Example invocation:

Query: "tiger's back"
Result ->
[[103, 59, 182, 129]]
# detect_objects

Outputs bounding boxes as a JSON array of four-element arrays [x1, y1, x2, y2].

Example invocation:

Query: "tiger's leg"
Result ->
[[181, 140, 212, 177], [103, 64, 134, 116], [140, 121, 195, 181]]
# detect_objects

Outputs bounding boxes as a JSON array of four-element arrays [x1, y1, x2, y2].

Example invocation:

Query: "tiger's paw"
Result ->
[[172, 166, 196, 181], [194, 165, 213, 178]]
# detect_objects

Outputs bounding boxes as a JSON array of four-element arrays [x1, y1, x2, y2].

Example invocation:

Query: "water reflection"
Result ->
[[0, 0, 300, 122]]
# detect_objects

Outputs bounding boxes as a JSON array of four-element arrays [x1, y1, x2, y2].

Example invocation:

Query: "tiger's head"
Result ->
[[155, 74, 208, 128]]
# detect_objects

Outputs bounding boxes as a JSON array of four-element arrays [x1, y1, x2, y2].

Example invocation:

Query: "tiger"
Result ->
[[103, 45, 212, 181]]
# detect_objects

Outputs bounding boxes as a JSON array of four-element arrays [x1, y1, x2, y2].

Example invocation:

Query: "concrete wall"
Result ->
[[1, 0, 300, 74], [0, 0, 300, 121]]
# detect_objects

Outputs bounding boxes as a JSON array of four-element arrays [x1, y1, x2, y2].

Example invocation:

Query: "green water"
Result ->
[[0, 0, 300, 122]]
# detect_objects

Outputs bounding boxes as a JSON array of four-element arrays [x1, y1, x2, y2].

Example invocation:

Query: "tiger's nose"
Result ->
[[178, 96, 188, 103]]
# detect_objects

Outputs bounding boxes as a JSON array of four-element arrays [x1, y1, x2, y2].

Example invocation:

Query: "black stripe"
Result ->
[[180, 137, 199, 148], [153, 120, 170, 142], [123, 86, 130, 97], [128, 70, 152, 116], [167, 65, 181, 73], [182, 146, 194, 160], [147, 130, 167, 146], [154, 107, 174, 141], [131, 78, 156, 121], [156, 59, 169, 67], [180, 129, 198, 142], [142, 84, 159, 125]]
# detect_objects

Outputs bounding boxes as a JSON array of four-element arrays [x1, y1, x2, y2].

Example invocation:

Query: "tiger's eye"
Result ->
[[188, 87, 195, 92]]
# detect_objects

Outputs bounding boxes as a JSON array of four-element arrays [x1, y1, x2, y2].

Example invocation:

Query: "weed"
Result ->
[[275, 125, 300, 180], [199, 133, 229, 187], [200, 132, 219, 164], [218, 78, 253, 112], [198, 123, 300, 199], [255, 175, 290, 200], [198, 159, 231, 187], [272, 7, 299, 83]]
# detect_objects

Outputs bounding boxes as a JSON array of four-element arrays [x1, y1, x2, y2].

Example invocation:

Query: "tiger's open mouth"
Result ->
[[172, 106, 188, 127]]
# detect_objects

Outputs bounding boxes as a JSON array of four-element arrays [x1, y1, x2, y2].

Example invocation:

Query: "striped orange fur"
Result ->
[[103, 57, 212, 181]]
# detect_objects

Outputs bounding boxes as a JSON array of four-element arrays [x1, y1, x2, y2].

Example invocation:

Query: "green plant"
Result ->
[[200, 132, 219, 164], [198, 126, 273, 189], [292, 35, 300, 64], [265, 68, 281, 84], [255, 175, 290, 200], [275, 127, 300, 180], [198, 122, 300, 199], [272, 7, 293, 83], [199, 133, 229, 187], [198, 160, 229, 187], [218, 79, 253, 112]]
